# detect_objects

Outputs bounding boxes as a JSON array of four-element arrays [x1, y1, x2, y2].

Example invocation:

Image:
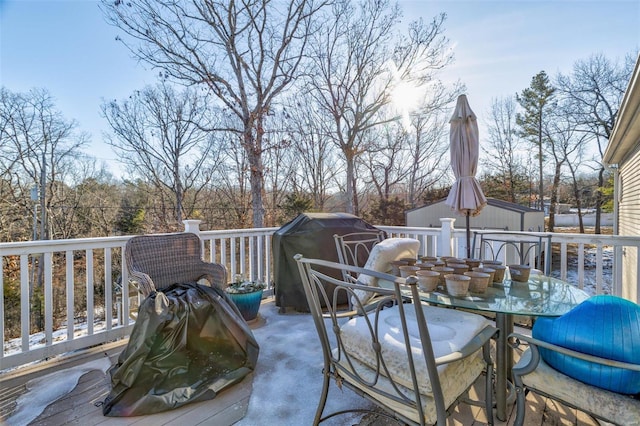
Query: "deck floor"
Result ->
[[1, 299, 602, 426]]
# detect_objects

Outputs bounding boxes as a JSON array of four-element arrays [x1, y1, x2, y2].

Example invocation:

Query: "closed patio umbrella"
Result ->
[[445, 94, 487, 258]]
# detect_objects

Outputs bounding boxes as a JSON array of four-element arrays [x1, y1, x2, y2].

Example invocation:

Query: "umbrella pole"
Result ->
[[466, 211, 471, 258]]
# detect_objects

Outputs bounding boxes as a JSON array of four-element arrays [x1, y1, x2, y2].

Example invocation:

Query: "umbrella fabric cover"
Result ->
[[102, 282, 259, 416], [445, 94, 487, 216]]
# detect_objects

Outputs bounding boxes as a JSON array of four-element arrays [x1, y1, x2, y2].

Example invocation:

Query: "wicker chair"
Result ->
[[295, 255, 497, 425], [125, 232, 226, 298]]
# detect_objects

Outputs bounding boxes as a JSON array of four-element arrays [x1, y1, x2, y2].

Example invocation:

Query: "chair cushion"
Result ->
[[352, 238, 420, 305], [340, 304, 491, 395], [515, 348, 640, 425], [532, 295, 640, 394]]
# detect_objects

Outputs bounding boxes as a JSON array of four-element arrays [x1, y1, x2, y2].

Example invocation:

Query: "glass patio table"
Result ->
[[403, 273, 590, 421]]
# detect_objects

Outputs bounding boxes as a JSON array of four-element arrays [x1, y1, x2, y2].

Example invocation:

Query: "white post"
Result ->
[[183, 219, 202, 234], [439, 218, 456, 257]]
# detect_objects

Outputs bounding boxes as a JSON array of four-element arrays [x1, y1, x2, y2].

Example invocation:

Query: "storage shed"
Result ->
[[406, 198, 544, 232]]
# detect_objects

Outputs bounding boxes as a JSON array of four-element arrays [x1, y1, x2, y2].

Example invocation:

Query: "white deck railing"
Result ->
[[1, 219, 638, 371]]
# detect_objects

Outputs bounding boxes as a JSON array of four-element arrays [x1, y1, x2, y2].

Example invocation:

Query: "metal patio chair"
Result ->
[[510, 333, 640, 425], [295, 255, 497, 425], [333, 230, 386, 283], [125, 232, 226, 298], [472, 231, 552, 275]]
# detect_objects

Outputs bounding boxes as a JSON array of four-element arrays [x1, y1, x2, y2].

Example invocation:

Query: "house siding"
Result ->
[[617, 143, 640, 301]]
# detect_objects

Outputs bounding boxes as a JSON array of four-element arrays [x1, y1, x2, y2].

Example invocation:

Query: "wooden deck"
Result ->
[[0, 300, 602, 426]]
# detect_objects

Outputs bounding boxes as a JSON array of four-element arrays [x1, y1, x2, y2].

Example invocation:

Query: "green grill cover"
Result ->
[[272, 212, 379, 312], [102, 283, 259, 416]]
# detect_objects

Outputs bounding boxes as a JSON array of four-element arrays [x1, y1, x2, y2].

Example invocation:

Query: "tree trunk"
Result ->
[[548, 162, 563, 232], [345, 152, 355, 214], [595, 165, 604, 234]]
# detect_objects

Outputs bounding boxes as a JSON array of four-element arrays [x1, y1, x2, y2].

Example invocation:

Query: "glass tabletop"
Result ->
[[401, 274, 590, 317]]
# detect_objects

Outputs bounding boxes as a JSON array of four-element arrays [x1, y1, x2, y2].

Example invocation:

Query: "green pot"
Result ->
[[227, 289, 263, 321]]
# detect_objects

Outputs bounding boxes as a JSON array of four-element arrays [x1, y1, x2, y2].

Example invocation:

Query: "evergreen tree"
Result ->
[[516, 71, 556, 211]]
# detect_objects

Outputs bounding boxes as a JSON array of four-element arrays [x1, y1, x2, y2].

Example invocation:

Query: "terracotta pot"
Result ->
[[464, 258, 482, 268], [444, 274, 470, 297], [491, 265, 507, 283], [465, 271, 491, 293], [416, 270, 440, 292], [448, 263, 470, 274], [390, 260, 409, 276], [399, 265, 420, 278], [432, 266, 454, 286], [509, 264, 531, 282], [472, 267, 496, 284]]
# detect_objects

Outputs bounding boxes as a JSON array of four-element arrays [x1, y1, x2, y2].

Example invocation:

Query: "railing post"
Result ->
[[439, 218, 455, 257], [183, 219, 202, 234]]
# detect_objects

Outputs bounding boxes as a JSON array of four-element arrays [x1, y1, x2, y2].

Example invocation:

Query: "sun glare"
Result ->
[[388, 61, 425, 130]]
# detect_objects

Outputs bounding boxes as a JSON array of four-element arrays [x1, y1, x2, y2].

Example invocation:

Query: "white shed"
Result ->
[[406, 197, 545, 232]]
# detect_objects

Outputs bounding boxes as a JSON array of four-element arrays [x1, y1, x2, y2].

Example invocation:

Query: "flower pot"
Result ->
[[416, 270, 440, 292], [509, 264, 531, 282], [399, 265, 420, 277], [227, 289, 263, 321], [464, 271, 491, 293], [444, 274, 470, 297]]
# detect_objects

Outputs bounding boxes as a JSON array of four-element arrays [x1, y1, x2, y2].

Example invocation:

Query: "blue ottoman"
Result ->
[[532, 295, 640, 394]]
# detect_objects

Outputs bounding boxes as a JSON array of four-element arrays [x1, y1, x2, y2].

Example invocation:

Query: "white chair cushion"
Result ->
[[339, 304, 491, 395], [516, 348, 640, 426], [352, 238, 420, 305], [335, 352, 483, 425]]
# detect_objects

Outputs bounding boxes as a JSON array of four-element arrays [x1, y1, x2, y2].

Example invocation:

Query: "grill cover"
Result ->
[[102, 283, 259, 416], [272, 212, 379, 312]]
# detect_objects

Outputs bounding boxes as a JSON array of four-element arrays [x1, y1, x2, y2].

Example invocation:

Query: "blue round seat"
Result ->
[[532, 294, 640, 394]]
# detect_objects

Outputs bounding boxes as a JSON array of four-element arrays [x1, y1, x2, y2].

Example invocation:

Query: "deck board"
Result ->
[[0, 303, 605, 426]]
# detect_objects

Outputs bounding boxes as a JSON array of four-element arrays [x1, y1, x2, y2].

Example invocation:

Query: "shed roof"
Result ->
[[407, 197, 541, 214]]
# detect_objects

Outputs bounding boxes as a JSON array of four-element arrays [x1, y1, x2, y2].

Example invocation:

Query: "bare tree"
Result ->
[[284, 93, 338, 211], [307, 0, 453, 214], [555, 52, 636, 233], [482, 96, 525, 203], [102, 83, 215, 226], [0, 87, 88, 240], [101, 0, 326, 228]]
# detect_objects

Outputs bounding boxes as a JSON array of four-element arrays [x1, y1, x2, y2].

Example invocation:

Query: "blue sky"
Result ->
[[1, 0, 639, 175]]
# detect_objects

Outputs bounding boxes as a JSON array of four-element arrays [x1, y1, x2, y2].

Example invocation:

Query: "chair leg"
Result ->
[[314, 369, 331, 425], [483, 345, 495, 426], [513, 383, 526, 426]]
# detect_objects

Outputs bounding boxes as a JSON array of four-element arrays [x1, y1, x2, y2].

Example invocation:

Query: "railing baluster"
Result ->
[[66, 250, 74, 341], [20, 254, 30, 352], [105, 248, 113, 332], [86, 249, 94, 336], [44, 252, 53, 348], [577, 243, 585, 289]]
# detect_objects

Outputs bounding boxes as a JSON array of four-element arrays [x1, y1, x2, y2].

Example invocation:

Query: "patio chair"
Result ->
[[333, 230, 386, 283], [295, 255, 497, 425], [509, 295, 640, 426], [125, 232, 226, 298], [472, 231, 552, 275]]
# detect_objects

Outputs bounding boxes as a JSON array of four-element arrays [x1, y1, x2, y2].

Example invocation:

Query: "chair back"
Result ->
[[333, 231, 385, 282], [295, 255, 495, 425], [472, 231, 552, 275], [125, 232, 226, 296]]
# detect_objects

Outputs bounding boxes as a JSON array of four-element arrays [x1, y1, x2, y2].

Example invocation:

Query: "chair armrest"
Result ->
[[129, 271, 156, 297], [194, 261, 227, 289], [509, 332, 640, 373], [435, 325, 498, 366]]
